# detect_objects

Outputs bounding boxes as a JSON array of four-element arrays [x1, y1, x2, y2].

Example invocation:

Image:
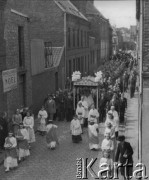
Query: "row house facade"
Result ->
[[70, 0, 113, 66], [0, 0, 113, 116], [136, 0, 149, 170]]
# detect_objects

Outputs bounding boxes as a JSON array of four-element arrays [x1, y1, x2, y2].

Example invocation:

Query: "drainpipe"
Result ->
[[64, 12, 67, 89], [138, 0, 143, 167]]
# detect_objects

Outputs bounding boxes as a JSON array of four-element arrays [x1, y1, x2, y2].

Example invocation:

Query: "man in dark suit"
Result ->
[[119, 94, 127, 124], [99, 93, 107, 122], [115, 136, 133, 180], [45, 95, 56, 121]]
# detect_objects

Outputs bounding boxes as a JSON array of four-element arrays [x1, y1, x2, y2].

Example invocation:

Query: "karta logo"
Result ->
[[76, 158, 148, 179]]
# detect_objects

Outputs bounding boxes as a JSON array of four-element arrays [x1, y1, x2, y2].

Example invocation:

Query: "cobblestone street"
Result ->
[[0, 121, 104, 180], [0, 93, 139, 180]]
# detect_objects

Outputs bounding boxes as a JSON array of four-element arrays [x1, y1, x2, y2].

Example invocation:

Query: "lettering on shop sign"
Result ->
[[2, 68, 17, 92]]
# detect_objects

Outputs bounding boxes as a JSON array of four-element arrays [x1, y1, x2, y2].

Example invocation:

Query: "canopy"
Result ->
[[73, 77, 101, 110], [73, 77, 100, 87]]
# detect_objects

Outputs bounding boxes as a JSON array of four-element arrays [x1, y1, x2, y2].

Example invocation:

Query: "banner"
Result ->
[[2, 68, 17, 92]]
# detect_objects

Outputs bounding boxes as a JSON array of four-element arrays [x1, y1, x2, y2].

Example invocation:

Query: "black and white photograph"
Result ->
[[0, 0, 148, 179]]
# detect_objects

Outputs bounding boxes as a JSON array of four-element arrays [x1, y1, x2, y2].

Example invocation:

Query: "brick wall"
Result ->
[[142, 0, 149, 170], [9, 0, 64, 47], [3, 8, 32, 116], [0, 1, 7, 113], [32, 53, 64, 114], [1, 0, 65, 116], [66, 14, 91, 76]]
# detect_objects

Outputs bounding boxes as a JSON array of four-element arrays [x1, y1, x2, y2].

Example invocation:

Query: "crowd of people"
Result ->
[[0, 52, 137, 178], [70, 52, 136, 179]]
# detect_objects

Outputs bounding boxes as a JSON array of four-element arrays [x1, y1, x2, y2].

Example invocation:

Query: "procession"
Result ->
[[0, 52, 137, 179]]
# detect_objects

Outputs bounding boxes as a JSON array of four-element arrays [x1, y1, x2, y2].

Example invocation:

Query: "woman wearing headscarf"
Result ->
[[23, 111, 35, 149], [12, 109, 22, 136], [38, 106, 48, 136], [16, 123, 30, 162]]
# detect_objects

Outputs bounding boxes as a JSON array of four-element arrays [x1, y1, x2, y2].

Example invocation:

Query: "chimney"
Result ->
[[70, 0, 88, 15]]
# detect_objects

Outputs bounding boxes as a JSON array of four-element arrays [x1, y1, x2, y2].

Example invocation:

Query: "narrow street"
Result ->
[[0, 92, 139, 180]]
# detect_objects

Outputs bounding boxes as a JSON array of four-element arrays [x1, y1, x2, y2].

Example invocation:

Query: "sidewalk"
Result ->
[[125, 92, 139, 179]]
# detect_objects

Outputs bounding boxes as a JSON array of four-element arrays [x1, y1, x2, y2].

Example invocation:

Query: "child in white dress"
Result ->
[[101, 133, 114, 151], [99, 150, 113, 179]]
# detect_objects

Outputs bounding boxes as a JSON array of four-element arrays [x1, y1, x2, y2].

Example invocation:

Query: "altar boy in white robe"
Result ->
[[70, 115, 82, 143], [76, 101, 85, 133], [88, 104, 99, 124]]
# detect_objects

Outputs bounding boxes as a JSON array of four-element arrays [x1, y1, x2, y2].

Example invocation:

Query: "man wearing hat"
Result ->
[[115, 135, 133, 180], [45, 95, 56, 121]]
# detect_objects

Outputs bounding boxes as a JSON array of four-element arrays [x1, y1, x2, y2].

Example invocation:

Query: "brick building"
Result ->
[[0, 0, 65, 115], [136, 0, 149, 171], [0, 0, 32, 116], [0, 0, 113, 116], [70, 0, 113, 67]]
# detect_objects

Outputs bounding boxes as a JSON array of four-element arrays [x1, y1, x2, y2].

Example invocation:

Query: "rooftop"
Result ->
[[55, 0, 88, 21]]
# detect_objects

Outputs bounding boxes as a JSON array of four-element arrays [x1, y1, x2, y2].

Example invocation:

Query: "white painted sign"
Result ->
[[2, 68, 17, 92]]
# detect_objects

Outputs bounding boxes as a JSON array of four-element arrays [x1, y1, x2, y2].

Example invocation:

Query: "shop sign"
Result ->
[[2, 68, 17, 92]]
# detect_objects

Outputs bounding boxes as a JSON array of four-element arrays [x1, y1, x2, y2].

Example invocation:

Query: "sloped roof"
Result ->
[[86, 1, 106, 20], [52, 47, 64, 67], [55, 0, 88, 21]]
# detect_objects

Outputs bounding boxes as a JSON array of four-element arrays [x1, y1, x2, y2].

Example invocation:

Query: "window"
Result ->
[[73, 29, 75, 47], [73, 58, 75, 71], [77, 29, 79, 47], [87, 32, 89, 47], [84, 56, 86, 72], [84, 31, 86, 47], [69, 60, 72, 77], [76, 58, 78, 70], [18, 26, 25, 67], [93, 51, 94, 63], [90, 51, 92, 64], [44, 42, 53, 68], [85, 31, 87, 47], [68, 28, 71, 48], [81, 56, 84, 73], [78, 58, 80, 71], [81, 30, 83, 47], [88, 55, 90, 72]]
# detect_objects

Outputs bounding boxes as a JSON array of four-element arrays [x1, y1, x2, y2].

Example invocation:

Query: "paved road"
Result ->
[[0, 121, 104, 180], [0, 93, 139, 180]]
